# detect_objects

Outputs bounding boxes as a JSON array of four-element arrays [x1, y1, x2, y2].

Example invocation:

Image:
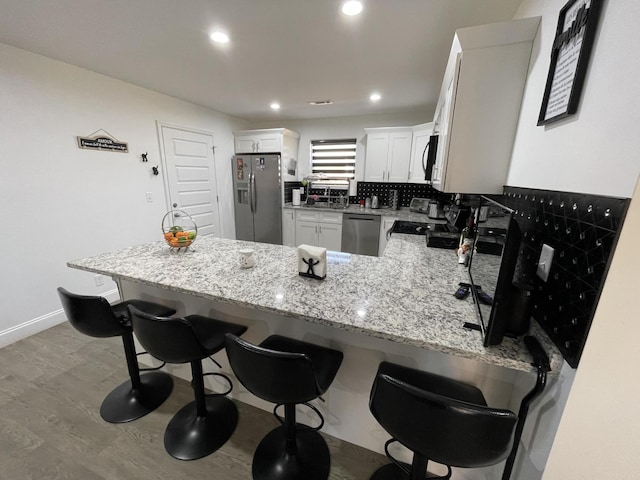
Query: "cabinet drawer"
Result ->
[[317, 212, 343, 224], [295, 210, 319, 223]]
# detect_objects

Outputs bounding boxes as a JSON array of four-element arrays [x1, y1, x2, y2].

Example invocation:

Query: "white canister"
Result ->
[[292, 189, 301, 206]]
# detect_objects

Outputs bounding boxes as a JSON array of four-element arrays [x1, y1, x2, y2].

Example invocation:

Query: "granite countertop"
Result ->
[[68, 233, 562, 374]]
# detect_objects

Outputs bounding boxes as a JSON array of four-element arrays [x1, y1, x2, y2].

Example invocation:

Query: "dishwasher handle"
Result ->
[[344, 214, 380, 222]]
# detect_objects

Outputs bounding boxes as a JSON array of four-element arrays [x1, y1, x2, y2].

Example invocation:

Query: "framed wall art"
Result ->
[[537, 0, 603, 126]]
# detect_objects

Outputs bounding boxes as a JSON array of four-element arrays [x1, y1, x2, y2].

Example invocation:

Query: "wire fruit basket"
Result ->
[[162, 210, 197, 251]]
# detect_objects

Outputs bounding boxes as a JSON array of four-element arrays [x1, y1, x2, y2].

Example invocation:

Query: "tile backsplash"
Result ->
[[498, 186, 630, 368], [284, 181, 451, 207]]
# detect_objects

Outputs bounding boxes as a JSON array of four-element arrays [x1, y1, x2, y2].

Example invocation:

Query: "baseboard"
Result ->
[[0, 288, 120, 348]]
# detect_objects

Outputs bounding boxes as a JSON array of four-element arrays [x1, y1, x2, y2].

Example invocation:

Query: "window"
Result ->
[[310, 139, 356, 190]]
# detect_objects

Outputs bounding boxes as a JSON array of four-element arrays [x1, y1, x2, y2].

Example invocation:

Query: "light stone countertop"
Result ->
[[67, 235, 562, 373], [284, 203, 448, 222]]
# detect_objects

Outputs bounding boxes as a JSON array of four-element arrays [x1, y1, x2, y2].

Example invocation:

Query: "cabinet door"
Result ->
[[282, 209, 296, 246], [318, 222, 342, 251], [378, 217, 396, 256], [387, 131, 412, 183], [234, 137, 256, 154], [408, 125, 433, 183], [432, 59, 459, 190], [255, 133, 282, 153], [295, 220, 318, 247], [364, 133, 389, 182]]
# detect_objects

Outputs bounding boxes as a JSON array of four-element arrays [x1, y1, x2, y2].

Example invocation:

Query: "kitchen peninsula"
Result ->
[[67, 233, 561, 461]]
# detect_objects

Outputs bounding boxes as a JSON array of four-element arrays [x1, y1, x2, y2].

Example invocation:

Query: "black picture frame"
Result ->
[[537, 0, 603, 126]]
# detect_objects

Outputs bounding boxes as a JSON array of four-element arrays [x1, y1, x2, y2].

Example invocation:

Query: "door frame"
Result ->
[[156, 121, 222, 237]]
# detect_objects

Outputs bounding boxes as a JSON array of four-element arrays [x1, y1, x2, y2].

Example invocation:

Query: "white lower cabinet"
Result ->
[[295, 210, 342, 251], [282, 209, 296, 246], [378, 216, 397, 256]]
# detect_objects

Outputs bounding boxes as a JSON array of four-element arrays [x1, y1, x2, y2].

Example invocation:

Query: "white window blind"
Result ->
[[310, 139, 356, 190]]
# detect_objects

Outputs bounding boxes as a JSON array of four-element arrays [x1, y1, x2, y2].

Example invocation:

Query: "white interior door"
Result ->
[[160, 125, 220, 237]]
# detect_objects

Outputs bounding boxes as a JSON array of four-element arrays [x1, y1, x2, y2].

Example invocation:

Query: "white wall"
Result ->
[[0, 43, 250, 345], [509, 0, 640, 198], [251, 110, 431, 180], [507, 0, 640, 477]]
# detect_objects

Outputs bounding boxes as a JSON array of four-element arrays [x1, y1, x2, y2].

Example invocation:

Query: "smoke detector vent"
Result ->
[[308, 100, 334, 106]]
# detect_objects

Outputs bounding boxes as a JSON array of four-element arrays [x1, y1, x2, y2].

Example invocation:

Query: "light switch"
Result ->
[[536, 244, 554, 282], [145, 192, 153, 203]]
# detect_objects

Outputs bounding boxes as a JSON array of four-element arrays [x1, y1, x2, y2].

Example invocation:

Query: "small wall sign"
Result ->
[[537, 0, 603, 126], [77, 129, 129, 152]]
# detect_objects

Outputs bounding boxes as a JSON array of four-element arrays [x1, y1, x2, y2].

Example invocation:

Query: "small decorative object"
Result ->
[[77, 129, 128, 153], [298, 244, 327, 280], [152, 165, 159, 176], [141, 152, 148, 162], [458, 216, 475, 266], [537, 0, 603, 125], [239, 249, 255, 269], [161, 210, 197, 251]]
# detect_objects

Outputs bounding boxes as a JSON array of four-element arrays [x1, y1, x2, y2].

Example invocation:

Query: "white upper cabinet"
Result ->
[[429, 16, 540, 194], [364, 127, 412, 183], [233, 128, 300, 181], [408, 122, 434, 183]]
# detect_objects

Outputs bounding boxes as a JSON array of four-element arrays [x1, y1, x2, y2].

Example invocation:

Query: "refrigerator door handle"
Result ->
[[251, 172, 257, 213], [249, 172, 255, 214]]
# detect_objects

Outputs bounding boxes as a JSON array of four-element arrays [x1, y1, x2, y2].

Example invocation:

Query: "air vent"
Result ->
[[308, 100, 334, 105]]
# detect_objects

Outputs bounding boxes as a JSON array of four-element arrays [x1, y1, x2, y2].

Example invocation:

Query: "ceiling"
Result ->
[[0, 0, 524, 122]]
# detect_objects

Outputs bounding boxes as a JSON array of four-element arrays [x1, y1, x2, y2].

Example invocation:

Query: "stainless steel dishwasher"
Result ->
[[341, 213, 381, 256]]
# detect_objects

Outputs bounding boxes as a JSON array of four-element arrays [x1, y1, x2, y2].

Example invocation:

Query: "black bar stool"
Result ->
[[56, 287, 176, 423], [369, 361, 518, 480], [128, 306, 247, 461], [224, 333, 343, 480]]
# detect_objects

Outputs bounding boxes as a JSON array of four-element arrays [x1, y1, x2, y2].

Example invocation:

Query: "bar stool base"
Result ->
[[253, 425, 330, 480], [100, 372, 173, 424], [371, 462, 448, 480], [164, 396, 238, 460]]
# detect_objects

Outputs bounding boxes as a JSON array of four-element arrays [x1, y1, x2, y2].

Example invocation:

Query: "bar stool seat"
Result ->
[[224, 333, 343, 480], [128, 307, 247, 460], [57, 287, 176, 423], [369, 361, 518, 480]]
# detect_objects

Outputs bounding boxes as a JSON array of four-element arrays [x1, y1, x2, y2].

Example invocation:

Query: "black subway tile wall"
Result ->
[[356, 182, 446, 206], [285, 181, 450, 206], [284, 181, 299, 204], [499, 186, 630, 368]]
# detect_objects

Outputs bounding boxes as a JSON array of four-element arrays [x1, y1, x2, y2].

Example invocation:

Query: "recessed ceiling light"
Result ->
[[370, 93, 381, 102], [270, 102, 281, 110], [342, 1, 363, 16], [210, 31, 229, 44]]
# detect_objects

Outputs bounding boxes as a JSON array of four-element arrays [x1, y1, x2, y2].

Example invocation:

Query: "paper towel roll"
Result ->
[[292, 189, 301, 206], [348, 179, 357, 197]]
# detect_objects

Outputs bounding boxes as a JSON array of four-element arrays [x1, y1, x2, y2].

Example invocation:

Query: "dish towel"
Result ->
[[297, 244, 327, 280]]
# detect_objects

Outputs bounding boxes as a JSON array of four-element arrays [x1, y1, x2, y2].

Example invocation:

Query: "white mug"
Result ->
[[239, 249, 255, 269]]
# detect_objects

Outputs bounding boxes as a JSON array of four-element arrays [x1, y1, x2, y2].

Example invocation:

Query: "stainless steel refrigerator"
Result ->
[[232, 154, 282, 244]]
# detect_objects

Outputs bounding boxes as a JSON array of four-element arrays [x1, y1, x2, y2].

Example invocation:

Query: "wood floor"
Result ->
[[0, 322, 387, 480]]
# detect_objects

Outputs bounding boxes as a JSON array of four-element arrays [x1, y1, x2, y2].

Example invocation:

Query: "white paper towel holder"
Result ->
[[292, 189, 301, 206]]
